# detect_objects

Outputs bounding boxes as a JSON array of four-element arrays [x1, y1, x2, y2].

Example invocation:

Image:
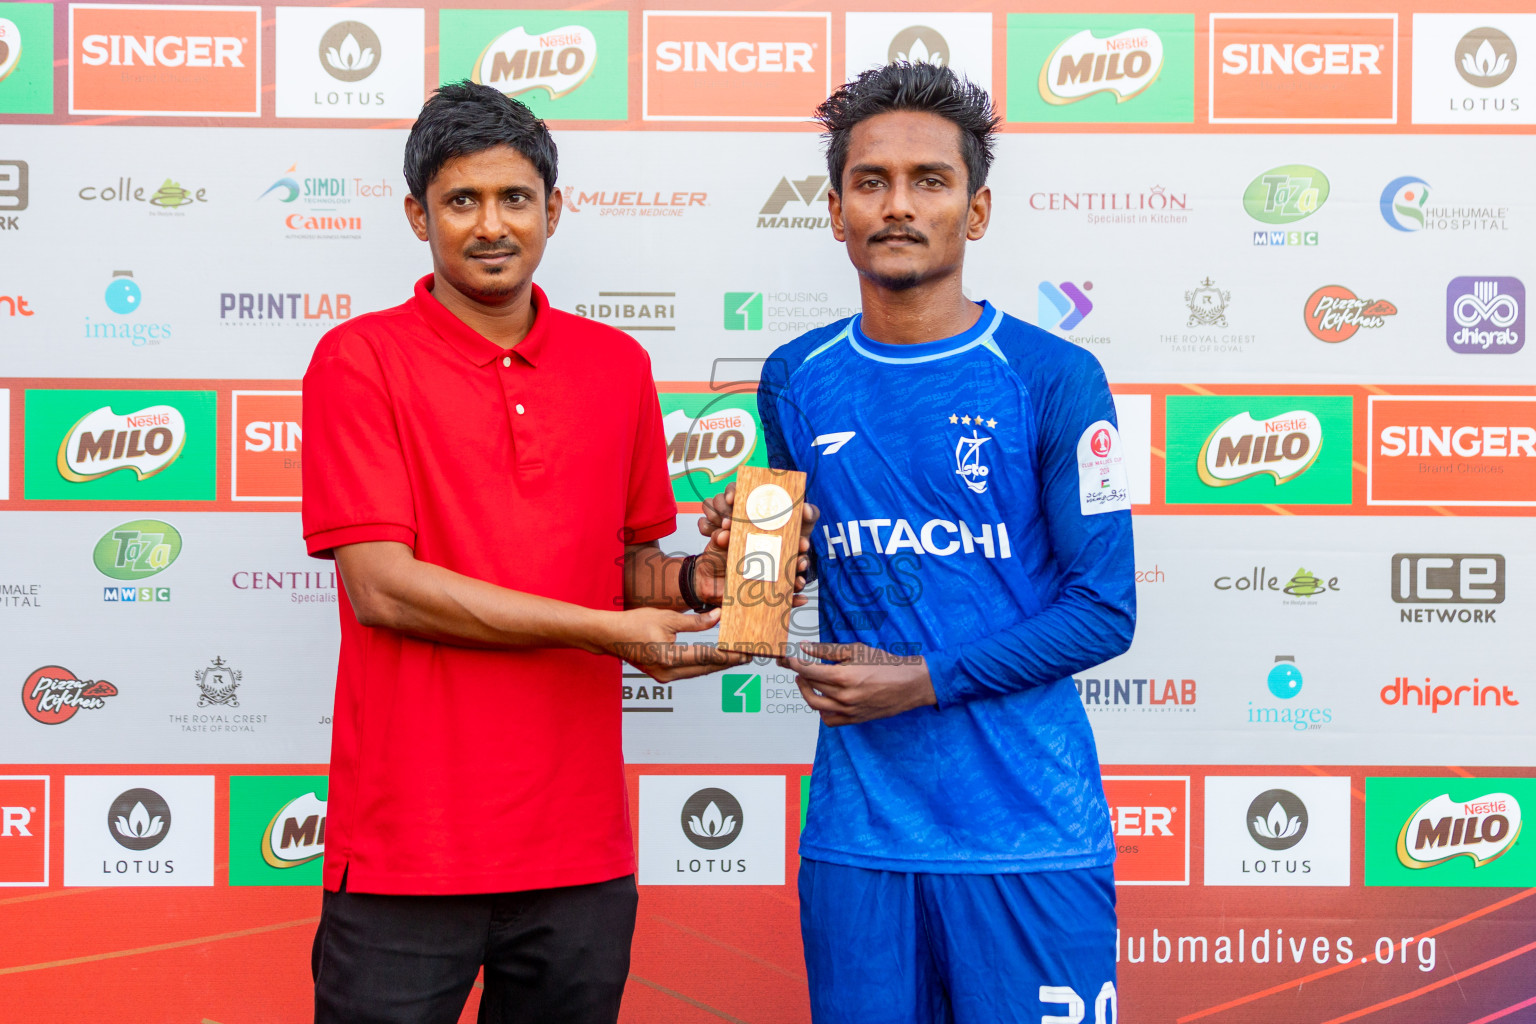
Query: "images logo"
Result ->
[[1398, 792, 1520, 868], [439, 10, 627, 120], [1007, 15, 1193, 123], [1446, 277, 1524, 354], [1392, 554, 1504, 625], [0, 4, 54, 114], [104, 270, 139, 313], [1366, 778, 1536, 887], [0, 776, 49, 886], [1211, 14, 1397, 123], [643, 11, 830, 121], [229, 775, 329, 885], [1038, 280, 1093, 332], [1167, 396, 1352, 505], [1267, 655, 1304, 699], [57, 404, 185, 482], [1381, 176, 1431, 231], [659, 395, 764, 502], [1198, 410, 1322, 486], [232, 391, 302, 501], [1457, 28, 1517, 87], [1304, 286, 1396, 343], [21, 665, 118, 725], [88, 270, 171, 347], [94, 520, 182, 580], [25, 389, 217, 500], [722, 673, 762, 713], [1246, 789, 1307, 851], [1104, 776, 1189, 885], [70, 4, 261, 117], [723, 292, 763, 330], [1367, 396, 1536, 506]]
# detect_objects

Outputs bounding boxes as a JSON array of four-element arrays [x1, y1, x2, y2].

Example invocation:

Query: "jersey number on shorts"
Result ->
[[1039, 982, 1117, 1024]]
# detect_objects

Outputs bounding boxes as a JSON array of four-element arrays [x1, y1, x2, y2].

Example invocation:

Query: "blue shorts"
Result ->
[[799, 859, 1118, 1024]]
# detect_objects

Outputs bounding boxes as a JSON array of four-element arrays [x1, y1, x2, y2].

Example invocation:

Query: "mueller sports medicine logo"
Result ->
[[474, 25, 597, 100], [562, 186, 708, 218], [70, 4, 261, 117], [1392, 554, 1504, 625], [1304, 286, 1396, 343], [1039, 28, 1163, 105], [1198, 410, 1322, 486], [1397, 792, 1521, 869], [21, 665, 118, 725], [1446, 277, 1523, 354], [643, 12, 831, 121], [1211, 14, 1397, 123], [1367, 396, 1536, 506], [1104, 777, 1189, 885], [262, 791, 326, 868], [57, 404, 185, 482]]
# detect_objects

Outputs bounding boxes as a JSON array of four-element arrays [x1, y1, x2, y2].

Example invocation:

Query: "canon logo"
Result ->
[[2, 806, 32, 837], [81, 34, 244, 68], [654, 41, 814, 73], [1220, 43, 1380, 77]]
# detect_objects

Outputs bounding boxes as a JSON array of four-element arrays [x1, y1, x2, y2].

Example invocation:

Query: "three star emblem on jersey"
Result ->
[[947, 413, 996, 494]]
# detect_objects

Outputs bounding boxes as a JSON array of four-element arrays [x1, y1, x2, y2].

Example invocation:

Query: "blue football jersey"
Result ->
[[760, 302, 1136, 872]]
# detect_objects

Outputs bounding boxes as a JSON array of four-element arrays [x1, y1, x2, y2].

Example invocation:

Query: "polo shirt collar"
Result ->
[[412, 273, 553, 368]]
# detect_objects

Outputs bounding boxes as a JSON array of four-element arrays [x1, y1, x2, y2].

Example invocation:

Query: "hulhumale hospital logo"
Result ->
[[1381, 176, 1431, 231]]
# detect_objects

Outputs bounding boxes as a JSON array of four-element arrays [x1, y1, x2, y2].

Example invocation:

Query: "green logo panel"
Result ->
[[229, 775, 329, 887], [0, 4, 55, 114], [24, 389, 217, 501], [724, 292, 764, 331], [658, 392, 767, 503], [722, 673, 762, 713], [1164, 395, 1353, 506], [1365, 777, 1536, 888], [438, 10, 628, 121], [1006, 14, 1194, 123], [93, 519, 183, 580]]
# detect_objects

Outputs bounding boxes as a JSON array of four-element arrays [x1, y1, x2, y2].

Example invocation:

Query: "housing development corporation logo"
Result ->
[[1367, 396, 1536, 506], [1304, 286, 1396, 343], [69, 4, 261, 116], [643, 11, 831, 121], [21, 665, 118, 725], [1211, 13, 1397, 123], [1166, 395, 1352, 505], [1392, 553, 1504, 625], [1006, 15, 1193, 123], [1244, 165, 1328, 246], [1366, 778, 1535, 887], [439, 10, 627, 120], [638, 775, 785, 885], [1446, 277, 1524, 354]]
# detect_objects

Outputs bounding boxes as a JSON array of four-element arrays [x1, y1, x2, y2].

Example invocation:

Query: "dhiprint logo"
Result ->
[[1205, 775, 1351, 886], [1038, 280, 1093, 332], [107, 787, 170, 851], [638, 775, 785, 885], [1457, 28, 1517, 87], [681, 788, 742, 850], [1381, 177, 1431, 232], [318, 21, 378, 82], [1304, 286, 1397, 343], [1446, 277, 1524, 354], [21, 665, 118, 725], [1246, 789, 1307, 851]]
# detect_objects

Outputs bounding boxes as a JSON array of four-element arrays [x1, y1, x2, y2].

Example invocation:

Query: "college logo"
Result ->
[[1038, 280, 1093, 332], [26, 389, 216, 500], [1304, 286, 1396, 343], [1366, 778, 1535, 887], [638, 775, 785, 885], [1379, 675, 1517, 713], [1214, 567, 1340, 600], [1380, 176, 1430, 232], [64, 775, 214, 886], [1446, 277, 1524, 354], [1392, 553, 1504, 625], [1412, 16, 1532, 125], [77, 176, 208, 212], [1166, 396, 1352, 505], [1205, 775, 1351, 886], [643, 12, 830, 121], [21, 666, 118, 725], [56, 404, 184, 482], [439, 10, 627, 120], [1211, 13, 1397, 123], [1367, 396, 1536, 506], [1104, 777, 1188, 885], [275, 8, 424, 118], [0, 4, 54, 114], [228, 776, 329, 885], [232, 391, 302, 501], [69, 4, 261, 116], [94, 520, 182, 581], [1007, 15, 1193, 123], [658, 394, 765, 502], [0, 776, 49, 886]]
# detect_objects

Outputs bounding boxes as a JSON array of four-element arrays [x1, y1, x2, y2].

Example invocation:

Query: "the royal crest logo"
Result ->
[[1304, 286, 1397, 343], [1186, 277, 1230, 327], [953, 430, 992, 494], [261, 791, 326, 868], [57, 404, 186, 482], [194, 656, 241, 708], [21, 665, 118, 725], [1038, 28, 1164, 105], [1198, 410, 1323, 486], [1397, 792, 1521, 869], [474, 25, 597, 100]]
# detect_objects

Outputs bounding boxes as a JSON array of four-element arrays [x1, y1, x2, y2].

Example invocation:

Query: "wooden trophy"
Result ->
[[716, 465, 807, 656]]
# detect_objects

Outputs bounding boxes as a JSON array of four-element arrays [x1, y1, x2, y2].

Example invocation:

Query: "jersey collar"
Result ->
[[848, 302, 1004, 364], [412, 273, 552, 368]]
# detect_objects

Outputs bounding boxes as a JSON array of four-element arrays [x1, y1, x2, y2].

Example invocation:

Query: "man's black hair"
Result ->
[[403, 80, 558, 203], [813, 62, 999, 198]]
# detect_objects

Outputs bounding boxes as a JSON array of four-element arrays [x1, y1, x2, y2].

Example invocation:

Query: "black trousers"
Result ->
[[312, 873, 639, 1024]]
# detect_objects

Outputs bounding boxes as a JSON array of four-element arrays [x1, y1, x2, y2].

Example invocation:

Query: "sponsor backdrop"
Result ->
[[1, 1, 1533, 1022]]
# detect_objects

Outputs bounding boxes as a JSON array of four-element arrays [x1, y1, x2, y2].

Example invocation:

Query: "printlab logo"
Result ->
[[1446, 277, 1524, 354], [319, 21, 378, 82], [1304, 286, 1396, 343], [1392, 553, 1504, 625], [1038, 280, 1093, 332], [681, 788, 742, 851], [1380, 176, 1430, 231], [20, 665, 118, 725], [1244, 165, 1327, 246], [757, 173, 830, 229], [1246, 789, 1307, 851], [1072, 676, 1197, 712], [108, 788, 170, 851], [194, 656, 241, 708], [1457, 28, 1517, 87]]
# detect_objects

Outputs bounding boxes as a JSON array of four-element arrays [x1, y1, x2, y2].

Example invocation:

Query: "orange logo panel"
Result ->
[[644, 13, 830, 121], [1211, 15, 1396, 123], [1369, 397, 1536, 506], [1104, 776, 1188, 885], [0, 778, 49, 886], [233, 392, 302, 501], [71, 5, 261, 116]]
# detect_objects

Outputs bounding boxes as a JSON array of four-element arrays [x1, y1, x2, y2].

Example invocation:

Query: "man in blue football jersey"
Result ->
[[705, 63, 1136, 1022]]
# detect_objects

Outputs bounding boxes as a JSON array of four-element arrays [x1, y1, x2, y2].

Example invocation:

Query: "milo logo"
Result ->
[[1397, 792, 1522, 869]]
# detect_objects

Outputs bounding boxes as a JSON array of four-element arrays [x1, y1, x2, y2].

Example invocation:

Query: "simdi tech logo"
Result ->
[[1365, 778, 1535, 887], [228, 775, 328, 885], [232, 391, 302, 502], [275, 7, 426, 119], [0, 776, 49, 886], [643, 11, 831, 121], [1210, 13, 1397, 124], [1165, 395, 1353, 505], [658, 393, 765, 503], [438, 9, 628, 121], [638, 775, 786, 885], [1103, 776, 1189, 885], [1366, 396, 1536, 506], [1006, 14, 1194, 123], [24, 389, 217, 500], [0, 3, 55, 114], [1413, 15, 1534, 125], [69, 4, 261, 117]]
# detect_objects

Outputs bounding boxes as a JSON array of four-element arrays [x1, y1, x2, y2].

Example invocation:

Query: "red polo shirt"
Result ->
[[301, 274, 676, 895]]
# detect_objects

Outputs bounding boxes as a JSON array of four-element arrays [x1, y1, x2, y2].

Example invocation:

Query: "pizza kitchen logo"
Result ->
[[21, 665, 119, 725], [1198, 410, 1322, 487], [57, 404, 185, 482], [1304, 286, 1396, 343]]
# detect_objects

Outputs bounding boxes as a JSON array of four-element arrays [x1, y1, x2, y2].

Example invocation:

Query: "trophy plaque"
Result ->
[[717, 465, 808, 656]]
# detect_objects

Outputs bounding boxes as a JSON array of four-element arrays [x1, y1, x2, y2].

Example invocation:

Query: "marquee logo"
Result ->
[[262, 791, 326, 868], [21, 665, 118, 725], [57, 404, 185, 482], [1198, 410, 1322, 486], [1304, 286, 1396, 343], [643, 11, 830, 121], [1104, 776, 1189, 885], [70, 4, 261, 117], [94, 520, 181, 581], [0, 777, 49, 886], [1367, 778, 1536, 887], [1446, 277, 1524, 354], [439, 11, 627, 121], [1211, 14, 1397, 123], [1039, 29, 1163, 105], [1367, 396, 1536, 506], [474, 25, 596, 100]]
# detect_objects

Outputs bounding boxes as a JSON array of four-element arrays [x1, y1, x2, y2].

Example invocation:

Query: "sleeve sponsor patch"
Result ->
[[1077, 420, 1131, 515]]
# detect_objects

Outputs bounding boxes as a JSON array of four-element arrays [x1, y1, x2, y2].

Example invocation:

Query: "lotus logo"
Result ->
[[474, 25, 598, 100], [107, 787, 172, 851], [1039, 28, 1164, 105], [57, 404, 187, 483], [1197, 410, 1322, 486], [1397, 792, 1522, 869], [319, 21, 380, 82], [680, 787, 743, 851], [663, 407, 758, 485], [888, 26, 947, 66], [1380, 176, 1430, 232], [1242, 165, 1329, 225], [1455, 28, 1517, 88], [262, 791, 327, 868], [1246, 789, 1308, 851]]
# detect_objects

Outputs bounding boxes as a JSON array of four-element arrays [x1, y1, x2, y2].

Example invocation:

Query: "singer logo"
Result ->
[[1210, 14, 1397, 123], [70, 4, 261, 116], [1104, 776, 1189, 885], [643, 11, 830, 121], [58, 405, 186, 482], [232, 391, 302, 502], [0, 777, 49, 886], [1368, 396, 1536, 506]]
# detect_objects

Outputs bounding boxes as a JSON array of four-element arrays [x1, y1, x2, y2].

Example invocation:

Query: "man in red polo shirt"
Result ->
[[301, 82, 808, 1024]]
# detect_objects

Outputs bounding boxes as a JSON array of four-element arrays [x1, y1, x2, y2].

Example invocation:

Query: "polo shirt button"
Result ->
[[502, 356, 511, 368], [516, 404, 525, 414]]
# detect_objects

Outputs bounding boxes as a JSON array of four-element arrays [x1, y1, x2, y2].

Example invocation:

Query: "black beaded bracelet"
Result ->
[[678, 554, 718, 614]]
